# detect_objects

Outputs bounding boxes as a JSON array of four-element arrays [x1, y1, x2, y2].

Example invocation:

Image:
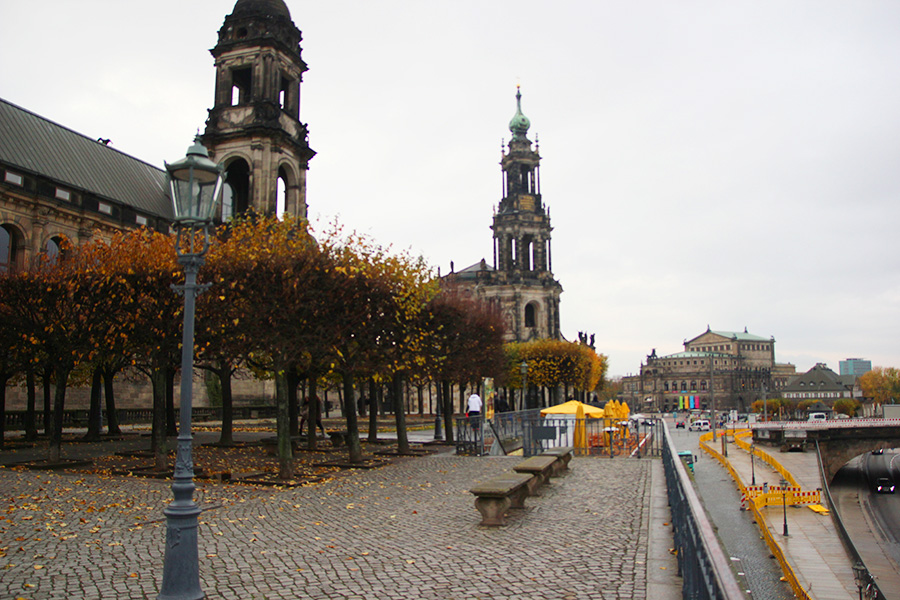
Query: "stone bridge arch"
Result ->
[[811, 428, 900, 483]]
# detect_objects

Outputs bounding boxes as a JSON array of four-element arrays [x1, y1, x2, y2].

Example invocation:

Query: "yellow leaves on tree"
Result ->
[[506, 339, 608, 392]]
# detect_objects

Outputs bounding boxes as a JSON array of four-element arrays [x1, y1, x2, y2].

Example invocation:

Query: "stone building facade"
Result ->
[[202, 0, 315, 220], [621, 328, 796, 413], [0, 99, 172, 274], [781, 363, 859, 401], [0, 0, 309, 411], [443, 88, 563, 343]]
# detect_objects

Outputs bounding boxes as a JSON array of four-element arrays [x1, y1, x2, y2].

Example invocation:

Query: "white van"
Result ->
[[808, 412, 827, 422], [689, 419, 710, 432]]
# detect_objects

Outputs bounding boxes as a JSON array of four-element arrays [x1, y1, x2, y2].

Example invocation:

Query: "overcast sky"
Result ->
[[3, 1, 899, 377]]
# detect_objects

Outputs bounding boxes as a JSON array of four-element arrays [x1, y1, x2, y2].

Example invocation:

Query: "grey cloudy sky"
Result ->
[[2, 1, 899, 377]]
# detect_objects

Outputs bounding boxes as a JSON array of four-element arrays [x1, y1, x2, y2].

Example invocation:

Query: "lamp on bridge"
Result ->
[[851, 561, 866, 600], [520, 361, 528, 410], [750, 443, 756, 486], [779, 477, 789, 537]]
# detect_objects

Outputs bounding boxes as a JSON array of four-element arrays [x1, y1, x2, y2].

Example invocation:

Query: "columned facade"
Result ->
[[622, 328, 796, 413]]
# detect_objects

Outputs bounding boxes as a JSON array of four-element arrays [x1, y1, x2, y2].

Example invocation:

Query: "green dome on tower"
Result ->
[[508, 86, 531, 140]]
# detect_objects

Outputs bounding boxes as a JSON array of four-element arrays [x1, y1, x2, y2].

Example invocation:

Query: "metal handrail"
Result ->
[[662, 421, 745, 600]]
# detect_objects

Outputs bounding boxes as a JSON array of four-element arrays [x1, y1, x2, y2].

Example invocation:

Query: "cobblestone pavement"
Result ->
[[1, 450, 659, 599], [668, 427, 793, 600]]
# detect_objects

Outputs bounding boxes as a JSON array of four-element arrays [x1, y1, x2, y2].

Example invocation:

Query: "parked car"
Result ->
[[872, 448, 884, 455], [808, 412, 827, 422], [875, 477, 895, 494], [675, 420, 686, 429], [689, 419, 710, 432]]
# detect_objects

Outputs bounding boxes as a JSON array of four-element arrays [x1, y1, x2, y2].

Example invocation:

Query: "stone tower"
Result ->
[[202, 0, 315, 220], [445, 87, 563, 342]]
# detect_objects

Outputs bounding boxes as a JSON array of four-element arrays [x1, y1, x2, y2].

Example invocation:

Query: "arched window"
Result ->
[[680, 381, 687, 391], [664, 382, 669, 392], [45, 236, 66, 264], [690, 381, 697, 391], [524, 302, 536, 328], [221, 159, 250, 220], [276, 169, 287, 218], [0, 225, 15, 273]]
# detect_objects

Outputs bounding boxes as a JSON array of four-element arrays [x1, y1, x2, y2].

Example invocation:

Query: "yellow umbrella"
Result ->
[[574, 402, 587, 452], [540, 400, 605, 418]]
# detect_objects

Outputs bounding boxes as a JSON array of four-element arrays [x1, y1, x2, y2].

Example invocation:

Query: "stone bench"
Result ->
[[513, 455, 558, 496], [327, 430, 350, 447], [469, 472, 534, 526], [541, 446, 574, 476]]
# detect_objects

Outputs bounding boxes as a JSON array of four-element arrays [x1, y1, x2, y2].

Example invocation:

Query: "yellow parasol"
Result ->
[[573, 402, 587, 451], [540, 400, 605, 418]]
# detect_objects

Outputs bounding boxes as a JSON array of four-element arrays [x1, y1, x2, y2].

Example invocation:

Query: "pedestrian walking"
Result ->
[[301, 395, 326, 436]]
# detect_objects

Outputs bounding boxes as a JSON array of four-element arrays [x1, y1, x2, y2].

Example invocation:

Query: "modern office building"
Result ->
[[839, 358, 872, 377]]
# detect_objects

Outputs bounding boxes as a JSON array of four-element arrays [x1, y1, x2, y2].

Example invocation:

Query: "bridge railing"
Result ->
[[751, 417, 900, 430], [661, 421, 745, 600]]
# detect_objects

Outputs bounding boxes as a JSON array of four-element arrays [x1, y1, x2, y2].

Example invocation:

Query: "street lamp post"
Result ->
[[520, 361, 528, 411], [780, 477, 789, 537], [158, 138, 223, 600], [433, 385, 443, 441], [750, 443, 756, 486]]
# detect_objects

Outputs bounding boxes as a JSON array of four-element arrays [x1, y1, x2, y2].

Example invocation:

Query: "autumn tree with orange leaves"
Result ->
[[416, 290, 507, 442], [206, 214, 333, 478], [505, 339, 607, 408]]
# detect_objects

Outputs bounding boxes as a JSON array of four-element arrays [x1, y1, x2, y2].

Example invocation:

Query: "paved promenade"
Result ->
[[718, 433, 858, 600], [1, 432, 680, 600]]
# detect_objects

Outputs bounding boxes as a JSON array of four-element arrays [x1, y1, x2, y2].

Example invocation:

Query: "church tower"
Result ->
[[202, 0, 315, 221], [444, 88, 562, 342]]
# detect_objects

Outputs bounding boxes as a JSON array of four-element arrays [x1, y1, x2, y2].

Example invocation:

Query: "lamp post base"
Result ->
[[158, 502, 203, 600]]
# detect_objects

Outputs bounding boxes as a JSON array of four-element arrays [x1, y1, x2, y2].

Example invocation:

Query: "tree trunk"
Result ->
[[274, 370, 293, 479], [367, 378, 379, 443], [0, 374, 7, 448], [165, 367, 177, 437], [150, 367, 169, 471], [84, 366, 103, 441], [393, 372, 410, 453], [48, 364, 70, 463], [25, 369, 37, 441], [42, 366, 52, 435], [290, 376, 303, 438], [102, 367, 121, 436], [217, 363, 234, 446], [287, 369, 300, 438], [343, 371, 363, 463], [306, 373, 319, 451], [442, 380, 454, 444]]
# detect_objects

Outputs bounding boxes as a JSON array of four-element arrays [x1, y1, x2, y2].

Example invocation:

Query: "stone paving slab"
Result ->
[[1, 447, 670, 599]]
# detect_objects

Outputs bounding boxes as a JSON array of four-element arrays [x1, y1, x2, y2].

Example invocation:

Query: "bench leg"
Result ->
[[474, 496, 511, 526], [508, 487, 529, 509], [524, 475, 542, 497]]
